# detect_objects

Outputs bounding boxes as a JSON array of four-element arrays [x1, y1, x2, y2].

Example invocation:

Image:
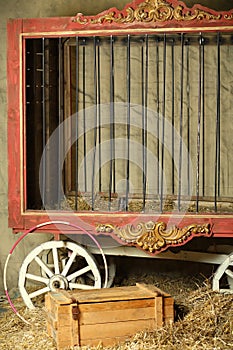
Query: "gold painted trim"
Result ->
[[225, 14, 233, 20], [96, 221, 211, 253], [21, 25, 233, 39], [74, 0, 223, 25]]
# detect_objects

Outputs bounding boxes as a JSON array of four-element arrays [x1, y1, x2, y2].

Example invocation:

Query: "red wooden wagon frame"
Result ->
[[7, 0, 233, 308]]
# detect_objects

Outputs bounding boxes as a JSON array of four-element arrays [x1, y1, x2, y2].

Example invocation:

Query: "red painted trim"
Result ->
[[10, 211, 233, 237], [22, 38, 27, 213], [7, 19, 24, 229]]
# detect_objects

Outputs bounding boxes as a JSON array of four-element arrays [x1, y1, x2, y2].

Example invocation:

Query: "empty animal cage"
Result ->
[[25, 33, 233, 214]]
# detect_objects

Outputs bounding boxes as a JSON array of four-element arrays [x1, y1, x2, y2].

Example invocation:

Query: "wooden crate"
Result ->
[[45, 283, 174, 349]]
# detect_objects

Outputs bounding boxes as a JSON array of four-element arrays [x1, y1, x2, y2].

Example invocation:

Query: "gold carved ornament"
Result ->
[[96, 221, 211, 253], [73, 0, 226, 25]]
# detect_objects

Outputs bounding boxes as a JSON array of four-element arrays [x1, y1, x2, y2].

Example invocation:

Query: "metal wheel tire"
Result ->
[[212, 252, 233, 293], [105, 256, 116, 288], [18, 240, 101, 309]]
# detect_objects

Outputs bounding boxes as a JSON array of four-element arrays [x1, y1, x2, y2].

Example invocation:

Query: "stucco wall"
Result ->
[[0, 0, 232, 293]]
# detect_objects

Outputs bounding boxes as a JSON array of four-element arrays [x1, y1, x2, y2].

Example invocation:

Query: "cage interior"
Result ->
[[25, 33, 233, 213]]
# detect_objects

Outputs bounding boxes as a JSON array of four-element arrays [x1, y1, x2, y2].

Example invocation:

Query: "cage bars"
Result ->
[[201, 36, 205, 198], [178, 33, 184, 211], [41, 38, 46, 208], [82, 40, 87, 193], [160, 34, 167, 212], [196, 34, 202, 212], [109, 35, 115, 210], [97, 40, 102, 194], [186, 39, 191, 197], [75, 36, 79, 211], [171, 38, 175, 196], [57, 38, 64, 210], [91, 37, 98, 210], [215, 32, 221, 212], [125, 35, 131, 211], [142, 35, 149, 211], [156, 37, 160, 196]]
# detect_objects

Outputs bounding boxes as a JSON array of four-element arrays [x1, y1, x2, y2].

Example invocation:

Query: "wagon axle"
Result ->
[[48, 275, 69, 291]]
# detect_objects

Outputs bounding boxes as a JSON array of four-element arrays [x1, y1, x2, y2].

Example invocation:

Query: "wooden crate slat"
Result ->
[[163, 297, 175, 324], [155, 295, 163, 328], [78, 298, 154, 313], [79, 305, 155, 325], [80, 318, 156, 340], [46, 312, 58, 330], [67, 284, 157, 303]]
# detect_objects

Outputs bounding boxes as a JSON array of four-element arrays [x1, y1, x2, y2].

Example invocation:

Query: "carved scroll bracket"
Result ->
[[72, 0, 230, 25], [96, 221, 211, 253]]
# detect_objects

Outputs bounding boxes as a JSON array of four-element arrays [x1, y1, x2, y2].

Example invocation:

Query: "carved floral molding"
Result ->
[[73, 0, 233, 25], [96, 221, 211, 253]]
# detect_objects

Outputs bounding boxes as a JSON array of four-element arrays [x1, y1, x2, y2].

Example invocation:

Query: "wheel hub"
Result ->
[[49, 274, 69, 291]]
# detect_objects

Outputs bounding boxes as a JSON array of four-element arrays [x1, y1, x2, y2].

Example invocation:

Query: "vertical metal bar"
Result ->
[[215, 33, 221, 212], [171, 37, 175, 195], [156, 37, 160, 194], [126, 35, 131, 211], [97, 40, 101, 193], [92, 37, 98, 210], [82, 40, 87, 192], [178, 33, 184, 211], [109, 35, 115, 210], [160, 34, 166, 212], [142, 35, 148, 211], [58, 38, 64, 210], [196, 34, 202, 212], [112, 39, 116, 195], [186, 38, 191, 196], [41, 38, 46, 208], [202, 36, 205, 197], [75, 36, 79, 211], [141, 40, 145, 209]]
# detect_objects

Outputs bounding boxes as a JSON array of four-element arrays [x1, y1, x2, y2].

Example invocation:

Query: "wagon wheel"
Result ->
[[18, 240, 101, 309], [212, 253, 233, 293]]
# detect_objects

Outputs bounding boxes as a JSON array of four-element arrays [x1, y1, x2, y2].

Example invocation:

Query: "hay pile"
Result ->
[[0, 278, 232, 350]]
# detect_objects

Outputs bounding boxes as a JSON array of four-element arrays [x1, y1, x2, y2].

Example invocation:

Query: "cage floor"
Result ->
[[60, 194, 233, 214]]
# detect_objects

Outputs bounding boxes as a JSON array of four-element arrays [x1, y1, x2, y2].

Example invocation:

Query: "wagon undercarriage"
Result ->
[[17, 233, 233, 309]]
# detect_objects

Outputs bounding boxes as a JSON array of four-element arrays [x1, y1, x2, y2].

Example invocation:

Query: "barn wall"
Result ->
[[0, 0, 232, 293]]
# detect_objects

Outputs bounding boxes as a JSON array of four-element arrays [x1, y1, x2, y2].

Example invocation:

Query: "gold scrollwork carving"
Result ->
[[225, 14, 233, 20], [73, 0, 222, 25], [96, 221, 211, 253]]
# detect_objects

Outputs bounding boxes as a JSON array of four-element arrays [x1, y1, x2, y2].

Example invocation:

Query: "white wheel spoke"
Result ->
[[67, 265, 91, 281], [61, 251, 77, 277], [28, 286, 50, 299], [52, 247, 60, 274], [213, 253, 233, 293], [35, 256, 54, 277], [69, 283, 95, 290], [225, 269, 233, 279], [86, 272, 95, 281], [25, 273, 49, 284]]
